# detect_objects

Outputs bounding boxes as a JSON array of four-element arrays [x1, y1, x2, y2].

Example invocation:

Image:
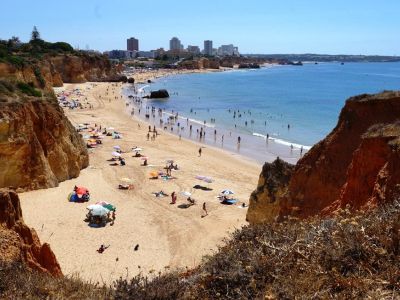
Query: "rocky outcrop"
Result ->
[[0, 53, 119, 91], [246, 158, 294, 223], [147, 89, 169, 99], [49, 54, 119, 84], [0, 189, 62, 276], [0, 97, 89, 191], [247, 91, 400, 224]]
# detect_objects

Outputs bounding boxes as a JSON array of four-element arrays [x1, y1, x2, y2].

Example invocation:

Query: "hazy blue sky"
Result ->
[[1, 0, 399, 55]]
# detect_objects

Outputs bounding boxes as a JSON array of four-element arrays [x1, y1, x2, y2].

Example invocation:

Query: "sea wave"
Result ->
[[162, 112, 215, 128], [252, 132, 312, 150]]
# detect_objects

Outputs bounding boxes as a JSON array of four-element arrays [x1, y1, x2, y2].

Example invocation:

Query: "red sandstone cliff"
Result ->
[[0, 96, 89, 191], [0, 53, 119, 91], [247, 91, 400, 223], [0, 189, 62, 276]]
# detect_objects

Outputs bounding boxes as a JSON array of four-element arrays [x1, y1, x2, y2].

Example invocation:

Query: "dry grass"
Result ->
[[1, 202, 400, 299], [0, 262, 111, 299]]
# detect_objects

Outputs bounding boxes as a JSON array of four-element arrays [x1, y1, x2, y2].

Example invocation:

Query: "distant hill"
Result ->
[[245, 53, 400, 62]]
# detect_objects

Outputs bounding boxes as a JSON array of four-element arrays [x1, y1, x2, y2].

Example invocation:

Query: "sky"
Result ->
[[0, 0, 399, 55]]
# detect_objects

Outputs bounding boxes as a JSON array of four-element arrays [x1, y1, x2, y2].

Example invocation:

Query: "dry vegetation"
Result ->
[[1, 202, 400, 299]]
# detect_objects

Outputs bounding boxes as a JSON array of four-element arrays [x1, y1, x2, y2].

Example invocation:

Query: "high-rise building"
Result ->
[[187, 45, 200, 55], [217, 44, 239, 56], [204, 40, 213, 56], [127, 37, 139, 51], [169, 37, 182, 51]]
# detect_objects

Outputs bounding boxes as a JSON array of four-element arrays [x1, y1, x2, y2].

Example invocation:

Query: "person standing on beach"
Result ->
[[238, 136, 241, 144], [202, 202, 208, 217], [198, 147, 202, 157], [170, 192, 176, 204]]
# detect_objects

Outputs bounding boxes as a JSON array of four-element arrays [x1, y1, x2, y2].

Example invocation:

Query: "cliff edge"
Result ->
[[0, 92, 89, 190], [247, 91, 400, 223], [0, 188, 62, 276]]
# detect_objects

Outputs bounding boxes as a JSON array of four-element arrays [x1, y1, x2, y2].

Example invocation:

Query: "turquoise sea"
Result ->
[[125, 62, 400, 164]]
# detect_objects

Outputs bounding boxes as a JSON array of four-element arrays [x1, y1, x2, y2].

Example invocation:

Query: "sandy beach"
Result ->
[[19, 79, 260, 284]]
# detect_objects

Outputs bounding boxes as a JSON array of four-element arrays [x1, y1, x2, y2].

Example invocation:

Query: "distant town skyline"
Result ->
[[0, 0, 399, 55]]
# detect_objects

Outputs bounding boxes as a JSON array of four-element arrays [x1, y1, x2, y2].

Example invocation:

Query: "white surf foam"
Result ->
[[252, 132, 312, 150]]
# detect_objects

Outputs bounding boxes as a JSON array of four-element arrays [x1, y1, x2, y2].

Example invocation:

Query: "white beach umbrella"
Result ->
[[120, 177, 133, 183], [221, 190, 235, 195], [112, 151, 122, 157], [181, 191, 192, 197], [87, 204, 110, 216], [132, 147, 143, 152]]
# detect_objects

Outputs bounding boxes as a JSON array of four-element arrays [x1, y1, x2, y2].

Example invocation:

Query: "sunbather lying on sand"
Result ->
[[118, 184, 134, 190], [187, 196, 196, 205], [153, 190, 169, 197], [97, 244, 110, 253]]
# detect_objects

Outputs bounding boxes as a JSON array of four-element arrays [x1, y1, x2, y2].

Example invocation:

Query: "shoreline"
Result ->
[[19, 80, 261, 284], [123, 68, 307, 165]]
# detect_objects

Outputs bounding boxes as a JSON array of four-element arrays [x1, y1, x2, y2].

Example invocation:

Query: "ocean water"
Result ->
[[124, 62, 400, 164]]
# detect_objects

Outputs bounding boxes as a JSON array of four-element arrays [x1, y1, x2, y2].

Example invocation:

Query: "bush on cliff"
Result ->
[[16, 82, 42, 97], [112, 201, 400, 299], [1, 198, 399, 299]]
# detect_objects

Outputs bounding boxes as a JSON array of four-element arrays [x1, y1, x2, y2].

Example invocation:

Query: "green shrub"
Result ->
[[33, 66, 46, 88], [16, 82, 42, 97], [50, 42, 74, 52], [6, 55, 26, 68]]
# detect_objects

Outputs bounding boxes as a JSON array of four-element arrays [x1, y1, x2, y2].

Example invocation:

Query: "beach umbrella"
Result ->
[[120, 177, 133, 183], [203, 177, 214, 183], [221, 189, 234, 195], [132, 147, 143, 152], [181, 191, 191, 197], [113, 145, 121, 150], [149, 171, 158, 177], [112, 151, 121, 157], [196, 175, 213, 183], [87, 204, 110, 216], [76, 186, 88, 198], [95, 201, 116, 212], [108, 127, 115, 130]]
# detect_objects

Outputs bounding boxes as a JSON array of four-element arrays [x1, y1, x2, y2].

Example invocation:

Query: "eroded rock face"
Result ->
[[247, 91, 400, 223], [0, 189, 62, 276], [0, 53, 119, 91], [0, 98, 88, 190], [247, 158, 294, 224]]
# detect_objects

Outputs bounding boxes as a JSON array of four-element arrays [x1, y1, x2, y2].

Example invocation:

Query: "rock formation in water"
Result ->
[[247, 91, 400, 223], [0, 188, 62, 276], [147, 89, 170, 98]]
